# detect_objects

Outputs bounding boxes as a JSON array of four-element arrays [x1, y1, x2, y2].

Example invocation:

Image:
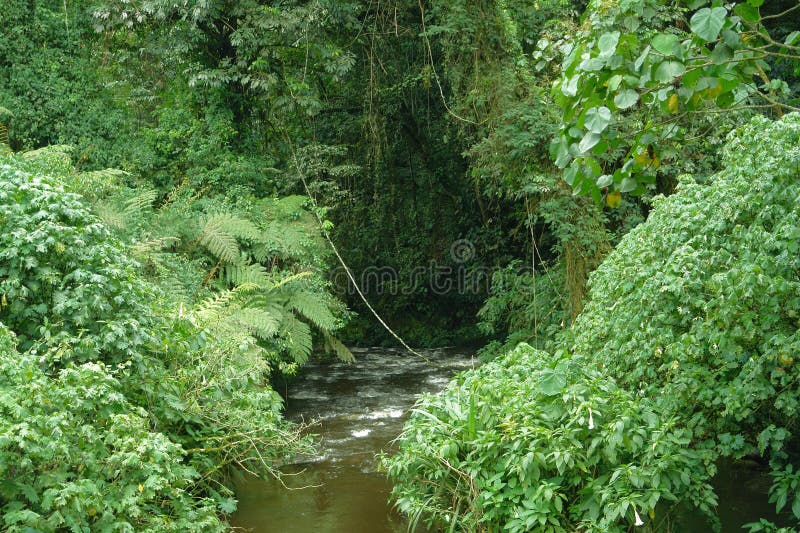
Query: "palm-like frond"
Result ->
[[324, 333, 354, 363], [288, 290, 337, 331], [224, 263, 271, 288], [123, 188, 157, 218], [233, 308, 281, 340], [198, 215, 242, 264], [282, 314, 313, 364], [22, 144, 73, 163]]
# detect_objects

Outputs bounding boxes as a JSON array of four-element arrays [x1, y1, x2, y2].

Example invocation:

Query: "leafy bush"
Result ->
[[387, 114, 800, 531], [0, 157, 157, 362], [0, 324, 224, 532], [385, 344, 715, 532], [0, 155, 314, 530], [570, 113, 800, 529]]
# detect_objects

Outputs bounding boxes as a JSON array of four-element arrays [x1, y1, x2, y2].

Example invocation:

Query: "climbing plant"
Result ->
[[550, 0, 800, 199]]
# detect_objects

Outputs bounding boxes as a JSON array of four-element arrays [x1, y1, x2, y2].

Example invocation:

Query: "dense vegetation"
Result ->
[[0, 0, 798, 530], [386, 113, 800, 532]]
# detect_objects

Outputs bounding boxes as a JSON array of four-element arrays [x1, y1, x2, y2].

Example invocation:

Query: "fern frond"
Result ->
[[192, 289, 241, 323], [264, 221, 308, 256], [282, 314, 313, 364], [224, 263, 271, 288], [95, 204, 126, 229], [208, 213, 262, 240], [132, 236, 179, 254], [73, 168, 130, 198], [22, 144, 73, 162], [272, 271, 312, 289], [267, 195, 308, 218], [78, 168, 131, 180], [234, 307, 281, 340], [123, 188, 157, 218], [243, 291, 286, 317], [288, 290, 337, 331], [223, 215, 261, 242], [324, 333, 354, 363], [0, 123, 8, 148], [198, 215, 241, 264]]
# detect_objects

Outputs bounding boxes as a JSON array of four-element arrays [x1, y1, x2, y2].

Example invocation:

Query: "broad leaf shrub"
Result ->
[[0, 157, 156, 362], [0, 156, 310, 530], [384, 344, 716, 532], [386, 114, 800, 532], [570, 113, 800, 530], [0, 324, 223, 532]]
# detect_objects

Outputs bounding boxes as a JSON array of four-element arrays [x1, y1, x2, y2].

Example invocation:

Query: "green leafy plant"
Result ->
[[384, 344, 716, 532], [0, 154, 314, 530], [550, 0, 800, 199], [387, 113, 800, 531]]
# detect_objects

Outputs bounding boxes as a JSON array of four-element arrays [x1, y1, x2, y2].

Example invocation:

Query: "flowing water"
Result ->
[[231, 347, 786, 532], [231, 347, 477, 533]]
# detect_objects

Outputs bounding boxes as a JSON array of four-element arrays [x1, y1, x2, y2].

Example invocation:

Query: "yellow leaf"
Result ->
[[652, 156, 660, 169], [634, 152, 649, 164], [138, 484, 144, 493], [649, 508, 655, 520], [668, 93, 679, 114], [606, 191, 622, 208], [704, 83, 723, 98]]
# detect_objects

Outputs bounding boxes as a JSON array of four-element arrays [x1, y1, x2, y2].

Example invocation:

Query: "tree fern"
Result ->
[[72, 168, 130, 199], [224, 263, 271, 288], [0, 107, 11, 153], [198, 215, 242, 264], [192, 289, 242, 324], [233, 307, 281, 340], [252, 222, 309, 260], [95, 204, 126, 229], [324, 332, 355, 363], [288, 290, 337, 331], [214, 213, 262, 241], [281, 314, 313, 364], [123, 187, 157, 219], [0, 124, 8, 151], [21, 144, 73, 163]]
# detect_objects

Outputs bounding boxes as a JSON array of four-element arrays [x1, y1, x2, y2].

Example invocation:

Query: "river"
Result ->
[[231, 347, 786, 532], [231, 347, 476, 532]]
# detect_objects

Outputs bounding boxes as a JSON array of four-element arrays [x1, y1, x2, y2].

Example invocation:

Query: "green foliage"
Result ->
[[0, 155, 314, 530], [477, 261, 567, 357], [0, 158, 157, 361], [0, 0, 135, 166], [0, 324, 225, 532], [550, 0, 800, 199], [570, 112, 800, 529], [387, 114, 800, 530], [384, 344, 716, 532]]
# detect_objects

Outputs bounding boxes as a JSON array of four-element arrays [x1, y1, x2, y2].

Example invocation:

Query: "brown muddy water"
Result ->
[[231, 347, 475, 532], [230, 347, 787, 532]]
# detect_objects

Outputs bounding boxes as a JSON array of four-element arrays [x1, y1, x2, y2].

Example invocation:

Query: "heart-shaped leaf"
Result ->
[[614, 89, 639, 109], [584, 106, 612, 133], [690, 7, 727, 42], [652, 33, 679, 56]]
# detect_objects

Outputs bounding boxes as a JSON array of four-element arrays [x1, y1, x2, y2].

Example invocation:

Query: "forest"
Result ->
[[0, 0, 799, 531]]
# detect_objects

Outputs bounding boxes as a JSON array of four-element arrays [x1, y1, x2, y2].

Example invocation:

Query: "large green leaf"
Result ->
[[584, 106, 612, 133], [598, 31, 620, 57], [614, 89, 639, 109], [690, 7, 727, 42], [655, 61, 686, 83], [652, 33, 680, 56]]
